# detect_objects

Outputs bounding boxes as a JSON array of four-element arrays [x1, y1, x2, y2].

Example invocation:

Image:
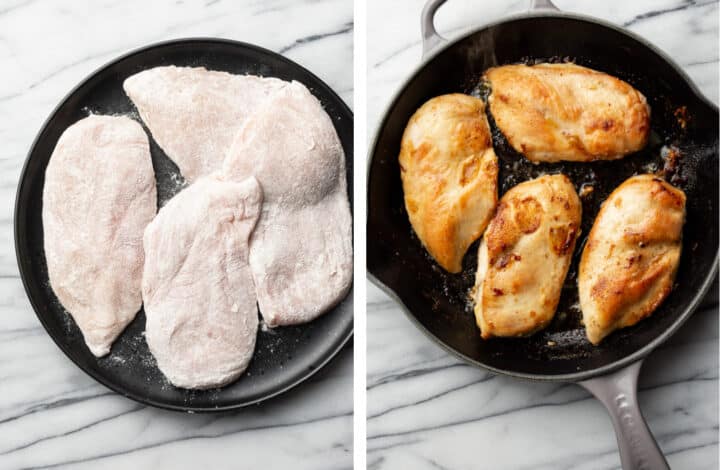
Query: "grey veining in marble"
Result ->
[[0, 1, 353, 469], [367, 1, 718, 469]]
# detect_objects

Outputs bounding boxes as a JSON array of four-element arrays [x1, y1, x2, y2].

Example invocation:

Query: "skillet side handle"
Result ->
[[530, 0, 560, 11], [579, 361, 669, 470], [421, 0, 448, 58], [421, 0, 559, 58]]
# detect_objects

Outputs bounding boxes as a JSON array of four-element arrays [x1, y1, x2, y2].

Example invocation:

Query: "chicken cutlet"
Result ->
[[223, 81, 352, 327], [43, 115, 156, 357], [485, 63, 650, 163], [472, 174, 581, 339], [142, 176, 262, 389], [124, 66, 287, 182], [399, 93, 499, 273], [579, 175, 685, 345]]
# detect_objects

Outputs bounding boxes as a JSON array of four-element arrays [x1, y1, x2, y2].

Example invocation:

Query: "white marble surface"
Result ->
[[367, 1, 719, 469], [0, 1, 352, 469]]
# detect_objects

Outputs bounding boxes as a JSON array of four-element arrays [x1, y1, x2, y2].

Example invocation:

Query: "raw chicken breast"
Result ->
[[123, 66, 287, 182], [223, 81, 352, 327], [579, 175, 685, 345], [472, 174, 581, 339], [43, 115, 156, 357], [399, 94, 499, 273], [142, 176, 262, 389], [485, 63, 650, 163]]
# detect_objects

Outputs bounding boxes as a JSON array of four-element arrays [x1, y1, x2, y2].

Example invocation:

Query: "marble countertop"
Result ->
[[0, 0, 353, 469], [367, 1, 718, 469]]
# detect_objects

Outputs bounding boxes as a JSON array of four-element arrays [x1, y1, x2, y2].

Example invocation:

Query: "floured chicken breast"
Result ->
[[223, 81, 352, 327], [579, 175, 685, 345], [43, 115, 156, 357], [472, 174, 581, 339], [485, 63, 650, 163], [124, 66, 287, 182], [143, 176, 262, 389], [399, 94, 499, 273]]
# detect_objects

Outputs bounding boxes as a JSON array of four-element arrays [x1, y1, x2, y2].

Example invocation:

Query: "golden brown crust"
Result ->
[[578, 175, 686, 344], [485, 63, 650, 163], [400, 94, 499, 272], [472, 174, 581, 339]]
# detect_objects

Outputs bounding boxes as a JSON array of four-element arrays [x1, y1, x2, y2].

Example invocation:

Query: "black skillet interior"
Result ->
[[15, 39, 354, 411], [368, 16, 718, 378]]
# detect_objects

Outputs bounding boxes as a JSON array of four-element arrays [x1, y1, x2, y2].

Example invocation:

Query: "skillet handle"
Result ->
[[420, 0, 448, 58], [530, 0, 560, 11], [579, 361, 670, 470], [421, 0, 561, 58]]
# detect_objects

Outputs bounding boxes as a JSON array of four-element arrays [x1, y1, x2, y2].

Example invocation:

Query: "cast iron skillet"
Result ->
[[367, 1, 718, 468], [15, 38, 353, 412]]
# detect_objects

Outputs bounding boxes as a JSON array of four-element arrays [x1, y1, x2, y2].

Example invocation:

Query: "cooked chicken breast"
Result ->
[[485, 63, 650, 163], [43, 115, 156, 357], [400, 93, 499, 273], [578, 175, 685, 345], [472, 174, 581, 339]]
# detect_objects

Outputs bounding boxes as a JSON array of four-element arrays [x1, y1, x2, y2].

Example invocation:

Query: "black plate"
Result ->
[[15, 38, 353, 411], [368, 14, 718, 380]]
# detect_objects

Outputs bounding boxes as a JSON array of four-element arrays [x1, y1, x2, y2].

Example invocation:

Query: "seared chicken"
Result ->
[[472, 174, 581, 339], [485, 63, 650, 163], [400, 94, 499, 273], [579, 175, 685, 345]]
